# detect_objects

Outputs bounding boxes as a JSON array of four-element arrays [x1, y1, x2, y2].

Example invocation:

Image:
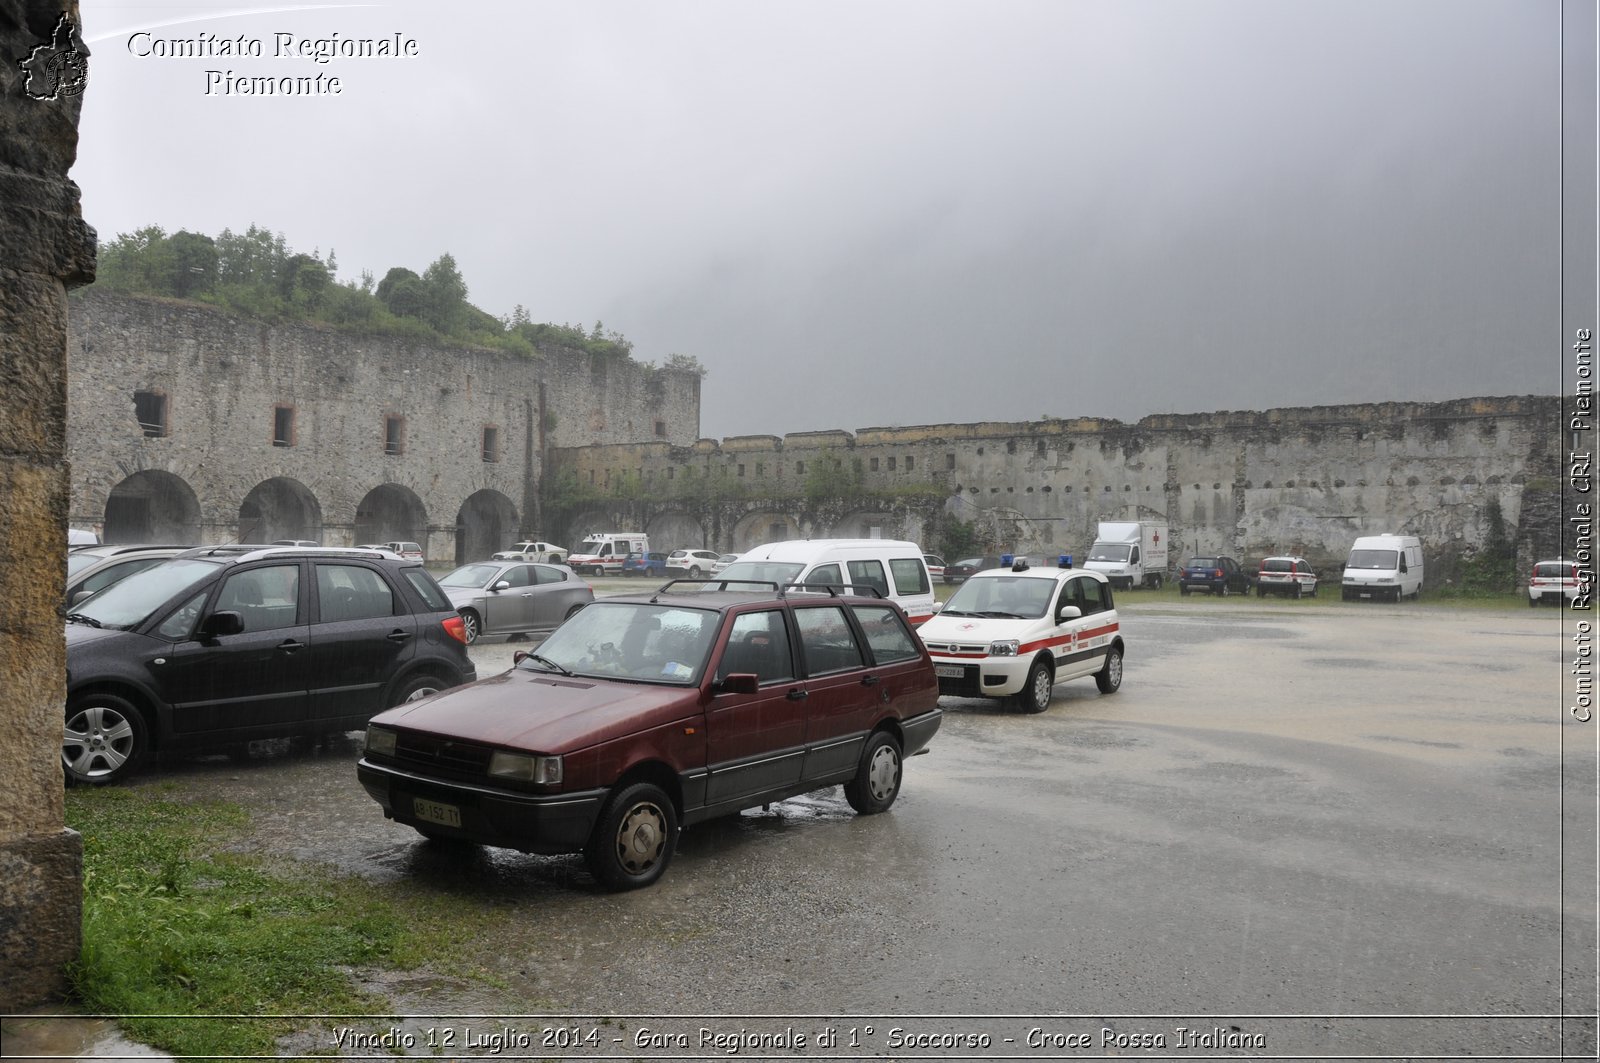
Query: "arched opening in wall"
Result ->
[[456, 490, 519, 564], [647, 511, 707, 550], [239, 477, 323, 544], [354, 484, 428, 549], [835, 510, 900, 541], [103, 471, 202, 544], [731, 512, 798, 551]]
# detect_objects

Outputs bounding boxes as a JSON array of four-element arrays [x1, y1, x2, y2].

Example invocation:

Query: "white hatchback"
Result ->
[[1529, 559, 1584, 607], [1256, 556, 1318, 598], [918, 558, 1124, 713]]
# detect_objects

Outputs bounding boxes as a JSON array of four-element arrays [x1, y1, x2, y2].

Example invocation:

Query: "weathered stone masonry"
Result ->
[[66, 289, 702, 562], [549, 396, 1562, 580]]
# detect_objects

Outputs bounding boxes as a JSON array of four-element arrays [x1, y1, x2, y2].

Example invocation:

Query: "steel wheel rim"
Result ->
[[866, 744, 900, 801], [1031, 666, 1051, 707], [615, 801, 667, 874], [404, 682, 441, 702], [63, 704, 135, 779], [462, 612, 479, 643]]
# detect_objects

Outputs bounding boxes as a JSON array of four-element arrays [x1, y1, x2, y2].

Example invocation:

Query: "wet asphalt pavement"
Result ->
[[6, 597, 1595, 1060]]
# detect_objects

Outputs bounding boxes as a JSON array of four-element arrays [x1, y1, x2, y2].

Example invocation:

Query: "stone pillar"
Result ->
[[0, 0, 96, 1010]]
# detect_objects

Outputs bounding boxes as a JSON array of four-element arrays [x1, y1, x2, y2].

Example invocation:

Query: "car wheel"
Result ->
[[565, 602, 587, 620], [1180, 585, 1191, 597], [844, 731, 902, 814], [1257, 586, 1266, 598], [63, 693, 148, 785], [459, 609, 481, 644], [1217, 583, 1227, 597], [585, 781, 678, 890], [1014, 657, 1053, 714], [391, 674, 446, 707], [1095, 646, 1124, 694], [1293, 583, 1303, 599], [689, 566, 702, 578]]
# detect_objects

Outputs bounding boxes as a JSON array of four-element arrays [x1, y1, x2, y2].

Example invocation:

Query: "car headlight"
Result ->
[[489, 751, 564, 785], [365, 725, 397, 757], [988, 639, 1020, 657]]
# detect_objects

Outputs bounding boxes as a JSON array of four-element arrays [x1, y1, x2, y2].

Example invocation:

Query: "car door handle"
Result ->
[[387, 630, 413, 643], [786, 688, 809, 701], [860, 674, 879, 686], [277, 639, 304, 653]]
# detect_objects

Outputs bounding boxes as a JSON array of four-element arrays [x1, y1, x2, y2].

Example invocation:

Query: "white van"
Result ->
[[713, 539, 936, 624], [1341, 534, 1424, 601]]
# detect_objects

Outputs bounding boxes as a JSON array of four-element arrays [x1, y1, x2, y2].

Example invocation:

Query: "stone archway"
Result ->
[[354, 483, 428, 548], [103, 470, 202, 544], [731, 511, 800, 550], [456, 489, 518, 564], [239, 477, 323, 544], [647, 510, 707, 551]]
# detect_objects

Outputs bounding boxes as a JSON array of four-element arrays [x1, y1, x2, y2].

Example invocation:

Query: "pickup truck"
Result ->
[[491, 540, 566, 564]]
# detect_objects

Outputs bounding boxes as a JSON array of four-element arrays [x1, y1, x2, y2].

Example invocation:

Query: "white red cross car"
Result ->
[[917, 557, 1124, 713]]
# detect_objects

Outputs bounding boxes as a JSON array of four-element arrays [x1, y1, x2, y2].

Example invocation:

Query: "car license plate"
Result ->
[[935, 664, 965, 678], [413, 797, 461, 828]]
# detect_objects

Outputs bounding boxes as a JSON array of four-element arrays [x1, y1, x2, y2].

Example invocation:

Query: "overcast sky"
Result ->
[[74, 0, 1569, 439]]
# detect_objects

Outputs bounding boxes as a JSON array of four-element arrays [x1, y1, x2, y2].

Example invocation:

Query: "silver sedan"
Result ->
[[437, 561, 594, 644]]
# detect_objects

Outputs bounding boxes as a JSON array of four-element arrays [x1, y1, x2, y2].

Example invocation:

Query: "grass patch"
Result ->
[[64, 784, 506, 1058]]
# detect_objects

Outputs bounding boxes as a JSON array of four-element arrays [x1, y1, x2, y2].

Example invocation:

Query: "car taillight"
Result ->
[[1214, 569, 1223, 578], [442, 615, 468, 644]]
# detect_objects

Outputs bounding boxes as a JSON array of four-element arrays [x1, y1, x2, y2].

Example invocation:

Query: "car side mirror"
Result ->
[[70, 589, 91, 606], [1057, 605, 1082, 623], [200, 610, 244, 639], [716, 673, 759, 695], [492, 580, 511, 592], [931, 601, 944, 614]]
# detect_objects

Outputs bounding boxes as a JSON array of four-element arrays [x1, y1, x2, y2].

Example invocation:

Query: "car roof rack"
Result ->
[[642, 578, 887, 603]]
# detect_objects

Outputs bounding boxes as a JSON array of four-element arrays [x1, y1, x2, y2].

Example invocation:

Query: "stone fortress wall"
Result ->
[[550, 395, 1563, 581], [65, 290, 703, 562], [65, 291, 1562, 581]]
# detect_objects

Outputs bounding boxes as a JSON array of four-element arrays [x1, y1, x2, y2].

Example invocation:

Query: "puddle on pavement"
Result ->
[[1, 1012, 174, 1062]]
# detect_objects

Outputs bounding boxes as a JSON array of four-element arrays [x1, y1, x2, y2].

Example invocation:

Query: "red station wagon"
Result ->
[[357, 582, 943, 889]]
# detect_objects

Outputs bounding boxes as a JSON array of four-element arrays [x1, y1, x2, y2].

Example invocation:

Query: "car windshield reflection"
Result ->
[[942, 575, 1054, 619], [516, 601, 718, 684], [69, 558, 221, 629], [440, 563, 502, 588]]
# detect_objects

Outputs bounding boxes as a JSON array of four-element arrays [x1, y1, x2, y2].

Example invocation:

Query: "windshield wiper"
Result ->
[[525, 653, 572, 676], [940, 608, 973, 617], [65, 612, 103, 628]]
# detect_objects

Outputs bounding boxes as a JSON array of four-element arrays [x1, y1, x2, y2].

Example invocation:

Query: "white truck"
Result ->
[[1083, 520, 1170, 590], [491, 540, 566, 564]]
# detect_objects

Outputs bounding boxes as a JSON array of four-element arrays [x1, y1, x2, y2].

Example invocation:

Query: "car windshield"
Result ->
[[941, 575, 1056, 619], [714, 560, 803, 586], [68, 558, 222, 630], [439, 563, 500, 589], [1535, 563, 1573, 578], [1347, 549, 1399, 569], [517, 601, 719, 684], [1089, 544, 1132, 562], [1262, 559, 1295, 572]]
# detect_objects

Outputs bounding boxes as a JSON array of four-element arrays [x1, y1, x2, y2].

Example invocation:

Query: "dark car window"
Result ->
[[156, 589, 210, 641], [794, 605, 866, 675], [1066, 575, 1105, 616], [850, 604, 918, 663], [316, 563, 395, 622], [532, 564, 567, 585], [217, 564, 300, 632], [500, 565, 532, 589], [807, 563, 843, 588], [401, 567, 451, 611], [846, 559, 889, 598], [717, 609, 795, 684], [1188, 557, 1218, 569]]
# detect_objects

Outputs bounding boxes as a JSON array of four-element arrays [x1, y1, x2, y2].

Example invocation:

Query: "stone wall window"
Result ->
[[482, 425, 500, 463], [946, 453, 956, 470], [870, 457, 879, 471], [796, 461, 806, 475], [384, 414, 405, 456], [134, 390, 167, 437], [906, 456, 915, 471], [655, 420, 667, 437], [887, 456, 897, 471], [272, 405, 295, 447]]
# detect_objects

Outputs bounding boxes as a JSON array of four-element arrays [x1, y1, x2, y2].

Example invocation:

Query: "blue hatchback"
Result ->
[[620, 551, 668, 577]]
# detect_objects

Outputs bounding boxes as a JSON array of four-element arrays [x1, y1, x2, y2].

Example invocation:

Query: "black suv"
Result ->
[[63, 545, 476, 784]]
